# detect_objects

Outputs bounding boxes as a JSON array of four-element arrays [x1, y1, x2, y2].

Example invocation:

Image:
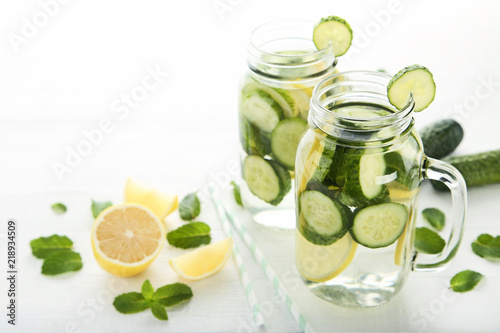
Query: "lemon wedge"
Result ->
[[296, 230, 357, 282], [170, 237, 233, 280], [91, 203, 165, 277], [124, 177, 178, 220]]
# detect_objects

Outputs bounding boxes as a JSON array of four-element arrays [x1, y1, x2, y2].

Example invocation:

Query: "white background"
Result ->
[[1, 0, 500, 332]]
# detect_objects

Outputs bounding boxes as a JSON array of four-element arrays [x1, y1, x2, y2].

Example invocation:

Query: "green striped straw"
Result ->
[[208, 186, 265, 330], [223, 203, 315, 333]]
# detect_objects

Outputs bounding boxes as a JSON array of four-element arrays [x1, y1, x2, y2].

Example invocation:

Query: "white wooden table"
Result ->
[[1, 1, 500, 332]]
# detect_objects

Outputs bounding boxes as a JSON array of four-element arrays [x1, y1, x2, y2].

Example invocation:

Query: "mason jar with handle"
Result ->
[[239, 19, 338, 229], [294, 71, 467, 308]]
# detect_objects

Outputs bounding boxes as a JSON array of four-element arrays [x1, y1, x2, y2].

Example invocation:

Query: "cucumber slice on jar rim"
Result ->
[[387, 64, 436, 112], [313, 15, 353, 56]]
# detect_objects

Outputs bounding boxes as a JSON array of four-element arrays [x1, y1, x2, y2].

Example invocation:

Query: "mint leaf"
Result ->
[[167, 222, 211, 249], [415, 227, 445, 254], [30, 234, 73, 259], [51, 203, 67, 214], [151, 302, 169, 321], [114, 281, 193, 320], [154, 283, 193, 307], [471, 234, 500, 259], [422, 208, 445, 231], [231, 181, 243, 207], [141, 280, 155, 300], [91, 200, 112, 218], [450, 270, 484, 292], [41, 250, 83, 275], [113, 292, 150, 314], [179, 192, 201, 221]]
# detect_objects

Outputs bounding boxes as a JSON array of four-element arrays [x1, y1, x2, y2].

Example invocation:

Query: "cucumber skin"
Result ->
[[239, 117, 271, 156], [299, 190, 353, 246], [267, 160, 291, 206], [432, 149, 500, 191], [339, 151, 390, 207], [420, 119, 464, 159], [243, 156, 291, 205], [311, 141, 337, 185]]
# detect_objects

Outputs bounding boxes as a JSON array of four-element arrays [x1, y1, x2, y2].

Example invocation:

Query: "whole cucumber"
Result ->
[[432, 149, 500, 191], [420, 119, 464, 159]]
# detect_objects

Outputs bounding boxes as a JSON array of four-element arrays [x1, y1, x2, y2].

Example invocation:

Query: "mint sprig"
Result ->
[[471, 234, 500, 259], [91, 200, 112, 218], [415, 227, 445, 254], [113, 292, 149, 314], [113, 280, 193, 321], [179, 192, 201, 221], [167, 222, 211, 249], [231, 181, 243, 207], [422, 208, 445, 231], [51, 203, 67, 214], [30, 234, 83, 275], [450, 270, 484, 293]]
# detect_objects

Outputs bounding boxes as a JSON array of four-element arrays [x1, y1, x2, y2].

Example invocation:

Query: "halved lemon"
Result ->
[[170, 237, 233, 280], [124, 178, 178, 220], [296, 230, 357, 282], [91, 203, 165, 277]]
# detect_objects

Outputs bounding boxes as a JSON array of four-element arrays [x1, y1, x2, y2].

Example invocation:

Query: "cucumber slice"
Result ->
[[299, 190, 352, 246], [387, 64, 436, 112], [271, 118, 308, 170], [243, 155, 291, 205], [242, 81, 296, 118], [239, 117, 271, 156], [241, 90, 283, 133], [351, 203, 408, 248], [312, 139, 337, 185], [313, 15, 353, 56], [340, 149, 389, 207]]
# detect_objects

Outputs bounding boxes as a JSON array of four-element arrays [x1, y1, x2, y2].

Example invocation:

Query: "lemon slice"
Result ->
[[124, 178, 178, 220], [296, 230, 357, 282], [91, 203, 165, 277], [170, 237, 233, 280]]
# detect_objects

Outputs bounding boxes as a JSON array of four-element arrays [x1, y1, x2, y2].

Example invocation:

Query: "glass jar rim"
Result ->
[[247, 19, 337, 82], [311, 70, 415, 124], [248, 19, 334, 61], [309, 70, 416, 146]]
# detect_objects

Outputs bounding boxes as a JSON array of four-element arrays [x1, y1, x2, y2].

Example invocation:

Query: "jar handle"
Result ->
[[413, 157, 467, 272]]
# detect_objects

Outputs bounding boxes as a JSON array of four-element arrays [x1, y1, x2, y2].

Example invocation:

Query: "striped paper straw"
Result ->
[[223, 203, 315, 333], [208, 186, 265, 330]]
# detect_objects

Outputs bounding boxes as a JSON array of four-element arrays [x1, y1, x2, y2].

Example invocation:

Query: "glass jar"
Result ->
[[239, 19, 338, 229], [295, 71, 467, 307]]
